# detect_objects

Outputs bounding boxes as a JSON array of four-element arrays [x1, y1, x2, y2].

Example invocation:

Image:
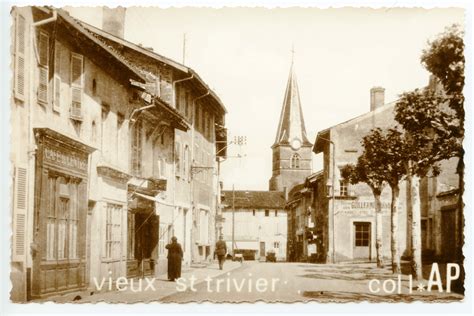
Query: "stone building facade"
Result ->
[[221, 191, 287, 261], [10, 6, 227, 301], [309, 82, 461, 265]]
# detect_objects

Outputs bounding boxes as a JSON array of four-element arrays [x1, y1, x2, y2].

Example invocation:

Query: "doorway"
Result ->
[[441, 209, 457, 262], [353, 222, 371, 261], [260, 241, 266, 258], [127, 204, 158, 278]]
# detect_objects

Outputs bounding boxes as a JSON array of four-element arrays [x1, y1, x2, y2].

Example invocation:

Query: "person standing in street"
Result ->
[[214, 235, 227, 270], [165, 236, 183, 281]]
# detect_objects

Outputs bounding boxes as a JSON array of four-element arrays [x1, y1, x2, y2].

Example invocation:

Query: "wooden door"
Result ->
[[353, 222, 371, 261], [32, 172, 87, 298]]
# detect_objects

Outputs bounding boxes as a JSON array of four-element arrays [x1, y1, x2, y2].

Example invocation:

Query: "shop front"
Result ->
[[31, 128, 94, 299]]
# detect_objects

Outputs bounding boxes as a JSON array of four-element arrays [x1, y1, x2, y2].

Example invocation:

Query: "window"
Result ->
[[265, 210, 269, 217], [116, 112, 124, 163], [175, 142, 181, 177], [70, 53, 84, 120], [130, 120, 142, 176], [275, 210, 278, 216], [290, 153, 300, 169], [45, 176, 80, 261], [37, 31, 49, 104], [92, 79, 97, 96], [354, 222, 370, 247], [340, 180, 348, 196], [105, 203, 122, 260], [14, 13, 26, 101], [274, 242, 280, 249], [252, 210, 256, 216]]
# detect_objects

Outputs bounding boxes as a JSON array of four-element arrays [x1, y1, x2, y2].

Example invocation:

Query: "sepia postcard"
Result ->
[[3, 1, 472, 313]]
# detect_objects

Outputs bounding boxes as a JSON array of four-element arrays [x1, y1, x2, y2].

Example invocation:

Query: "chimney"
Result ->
[[370, 86, 385, 111], [102, 7, 126, 38]]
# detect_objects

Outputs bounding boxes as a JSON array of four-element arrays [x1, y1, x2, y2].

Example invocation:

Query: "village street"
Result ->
[[66, 261, 463, 303], [160, 261, 463, 303]]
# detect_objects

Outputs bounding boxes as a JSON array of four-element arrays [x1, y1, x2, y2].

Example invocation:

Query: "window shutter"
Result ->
[[12, 166, 27, 262], [37, 67, 48, 103], [14, 14, 26, 101], [38, 31, 49, 66], [70, 53, 83, 120], [36, 31, 49, 104], [53, 76, 61, 112], [53, 42, 61, 112]]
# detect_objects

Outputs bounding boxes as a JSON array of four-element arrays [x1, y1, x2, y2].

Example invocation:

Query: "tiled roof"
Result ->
[[221, 190, 286, 209], [56, 9, 147, 83], [56, 9, 188, 130], [73, 17, 227, 114]]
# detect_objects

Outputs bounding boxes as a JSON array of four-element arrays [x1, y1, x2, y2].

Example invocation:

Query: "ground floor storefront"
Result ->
[[29, 128, 94, 299]]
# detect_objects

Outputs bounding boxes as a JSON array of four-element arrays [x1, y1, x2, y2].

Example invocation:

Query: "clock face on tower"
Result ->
[[290, 138, 301, 150]]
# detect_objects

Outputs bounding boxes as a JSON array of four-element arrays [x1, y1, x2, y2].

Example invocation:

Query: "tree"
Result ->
[[379, 128, 406, 274], [421, 24, 465, 276], [421, 24, 464, 131], [395, 87, 458, 281], [341, 129, 387, 268], [341, 128, 406, 273]]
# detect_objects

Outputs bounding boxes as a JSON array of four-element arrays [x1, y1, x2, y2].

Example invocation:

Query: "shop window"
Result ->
[[45, 176, 79, 261], [105, 203, 122, 260]]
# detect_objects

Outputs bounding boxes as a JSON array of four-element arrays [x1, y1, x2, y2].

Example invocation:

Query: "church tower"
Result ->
[[269, 61, 312, 192]]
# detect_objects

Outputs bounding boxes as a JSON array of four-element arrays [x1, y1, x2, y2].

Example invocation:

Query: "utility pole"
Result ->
[[232, 184, 235, 256]]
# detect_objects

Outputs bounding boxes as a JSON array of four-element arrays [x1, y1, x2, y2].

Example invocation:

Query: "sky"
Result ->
[[65, 6, 464, 191]]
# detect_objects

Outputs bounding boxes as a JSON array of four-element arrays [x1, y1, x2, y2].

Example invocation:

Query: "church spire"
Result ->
[[273, 60, 311, 148]]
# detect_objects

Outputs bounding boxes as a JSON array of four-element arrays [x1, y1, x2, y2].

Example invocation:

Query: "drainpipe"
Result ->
[[32, 9, 57, 27], [31, 10, 58, 63], [129, 104, 155, 124]]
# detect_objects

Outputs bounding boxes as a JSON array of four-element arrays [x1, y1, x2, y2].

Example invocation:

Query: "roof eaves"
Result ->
[[56, 9, 147, 84]]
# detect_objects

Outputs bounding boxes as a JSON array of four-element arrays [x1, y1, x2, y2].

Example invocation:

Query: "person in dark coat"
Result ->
[[214, 235, 227, 270], [165, 236, 183, 281]]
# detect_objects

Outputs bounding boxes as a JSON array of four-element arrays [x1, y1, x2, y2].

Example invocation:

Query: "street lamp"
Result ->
[[319, 136, 336, 264]]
